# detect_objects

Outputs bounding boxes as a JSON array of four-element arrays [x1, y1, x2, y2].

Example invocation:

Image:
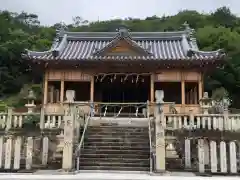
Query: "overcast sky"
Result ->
[[0, 0, 239, 25]]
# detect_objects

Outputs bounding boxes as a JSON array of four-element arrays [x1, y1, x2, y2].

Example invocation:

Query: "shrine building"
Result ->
[[23, 24, 226, 114]]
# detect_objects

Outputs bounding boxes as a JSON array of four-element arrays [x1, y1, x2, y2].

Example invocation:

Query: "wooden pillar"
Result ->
[[90, 76, 94, 101], [55, 89, 60, 102], [150, 74, 155, 102], [199, 73, 203, 100], [43, 72, 48, 104], [49, 86, 54, 103], [60, 79, 64, 102], [181, 80, 185, 104], [198, 79, 203, 100], [194, 86, 198, 104]]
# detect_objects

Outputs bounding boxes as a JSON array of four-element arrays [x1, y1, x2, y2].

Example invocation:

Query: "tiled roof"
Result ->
[[23, 25, 225, 61]]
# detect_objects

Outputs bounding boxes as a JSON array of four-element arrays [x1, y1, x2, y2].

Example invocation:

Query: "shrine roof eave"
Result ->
[[25, 56, 226, 71], [22, 52, 226, 62]]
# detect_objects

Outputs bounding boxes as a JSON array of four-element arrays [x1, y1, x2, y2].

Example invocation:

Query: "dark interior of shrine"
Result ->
[[94, 75, 150, 103], [94, 74, 150, 115], [155, 82, 182, 104]]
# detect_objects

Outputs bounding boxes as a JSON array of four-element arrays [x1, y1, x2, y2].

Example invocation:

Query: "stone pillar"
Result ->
[[154, 90, 166, 172], [229, 141, 237, 173], [210, 140, 217, 173], [223, 103, 229, 131], [204, 140, 210, 165], [62, 93, 75, 171], [26, 137, 33, 170], [220, 141, 227, 173], [185, 138, 191, 169], [6, 108, 12, 131], [0, 136, 3, 168], [4, 135, 13, 169], [13, 136, 22, 170], [198, 139, 205, 173], [40, 107, 45, 129], [42, 136, 49, 165]]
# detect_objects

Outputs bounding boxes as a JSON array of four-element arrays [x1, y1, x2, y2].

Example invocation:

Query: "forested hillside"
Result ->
[[1, 7, 240, 108]]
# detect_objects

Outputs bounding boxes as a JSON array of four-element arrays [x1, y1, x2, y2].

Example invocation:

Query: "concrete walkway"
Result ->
[[0, 171, 239, 180]]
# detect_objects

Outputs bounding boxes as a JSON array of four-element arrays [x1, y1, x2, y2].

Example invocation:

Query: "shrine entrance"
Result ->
[[94, 74, 150, 115]]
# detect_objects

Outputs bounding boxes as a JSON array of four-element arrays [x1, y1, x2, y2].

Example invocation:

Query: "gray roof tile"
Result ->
[[23, 27, 225, 61]]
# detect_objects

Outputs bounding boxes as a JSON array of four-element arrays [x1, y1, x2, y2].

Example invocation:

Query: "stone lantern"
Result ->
[[25, 90, 36, 113], [199, 92, 213, 114], [221, 97, 231, 114]]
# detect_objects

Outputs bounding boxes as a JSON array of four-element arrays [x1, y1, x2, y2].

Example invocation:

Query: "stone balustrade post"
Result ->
[[154, 90, 166, 172], [40, 107, 45, 129], [6, 108, 12, 131], [223, 98, 230, 131], [62, 103, 75, 171], [62, 90, 76, 171]]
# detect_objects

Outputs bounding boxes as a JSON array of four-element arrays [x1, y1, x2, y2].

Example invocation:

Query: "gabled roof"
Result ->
[[22, 23, 226, 61], [92, 27, 153, 57]]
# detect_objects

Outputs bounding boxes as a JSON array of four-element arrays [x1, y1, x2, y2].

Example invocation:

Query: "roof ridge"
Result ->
[[58, 30, 187, 38]]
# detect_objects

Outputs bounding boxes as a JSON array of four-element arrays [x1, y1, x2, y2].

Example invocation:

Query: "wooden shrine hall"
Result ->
[[23, 23, 226, 114]]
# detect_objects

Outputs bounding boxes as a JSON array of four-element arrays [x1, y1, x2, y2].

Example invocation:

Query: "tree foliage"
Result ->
[[1, 7, 240, 107]]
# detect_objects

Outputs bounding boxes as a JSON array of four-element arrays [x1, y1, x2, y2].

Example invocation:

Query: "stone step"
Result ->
[[81, 153, 149, 159], [79, 165, 150, 171], [80, 157, 149, 163], [87, 126, 148, 133], [86, 131, 149, 136], [84, 145, 149, 150], [79, 161, 149, 167], [86, 137, 149, 143], [83, 141, 149, 146], [85, 135, 149, 140], [80, 126, 150, 172], [82, 148, 149, 155]]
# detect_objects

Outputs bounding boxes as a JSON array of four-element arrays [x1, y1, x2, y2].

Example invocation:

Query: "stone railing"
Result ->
[[165, 113, 240, 131], [151, 90, 240, 175], [0, 106, 66, 172], [0, 110, 28, 129]]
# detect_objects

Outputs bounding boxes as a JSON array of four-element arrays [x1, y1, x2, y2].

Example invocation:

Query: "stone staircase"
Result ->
[[79, 125, 150, 171]]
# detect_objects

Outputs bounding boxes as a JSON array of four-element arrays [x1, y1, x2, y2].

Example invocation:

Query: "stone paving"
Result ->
[[0, 171, 238, 180]]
